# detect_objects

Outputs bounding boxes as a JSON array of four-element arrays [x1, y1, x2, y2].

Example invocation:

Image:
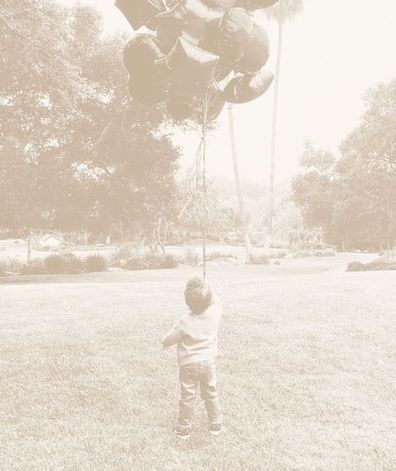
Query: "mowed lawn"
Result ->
[[0, 260, 395, 470]]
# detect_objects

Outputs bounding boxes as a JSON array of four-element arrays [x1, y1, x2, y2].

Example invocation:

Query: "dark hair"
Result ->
[[184, 277, 213, 314]]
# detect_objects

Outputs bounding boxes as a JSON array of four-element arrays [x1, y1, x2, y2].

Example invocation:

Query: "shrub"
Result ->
[[43, 254, 67, 274], [269, 249, 288, 259], [347, 258, 396, 272], [20, 259, 48, 275], [207, 251, 238, 262], [313, 248, 336, 257], [85, 254, 107, 272], [63, 253, 85, 274], [0, 258, 23, 275], [248, 253, 270, 265], [0, 261, 7, 277], [124, 252, 178, 271], [43, 253, 86, 274], [365, 258, 396, 271], [347, 261, 367, 272], [111, 243, 139, 266], [179, 248, 201, 266]]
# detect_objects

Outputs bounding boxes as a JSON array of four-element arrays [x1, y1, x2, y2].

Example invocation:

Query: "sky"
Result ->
[[68, 0, 395, 184]]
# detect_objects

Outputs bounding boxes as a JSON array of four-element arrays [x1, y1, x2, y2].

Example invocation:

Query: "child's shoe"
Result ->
[[174, 427, 190, 440], [208, 424, 222, 436]]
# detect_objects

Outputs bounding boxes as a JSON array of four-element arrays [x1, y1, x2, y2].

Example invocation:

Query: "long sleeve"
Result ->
[[161, 321, 182, 348]]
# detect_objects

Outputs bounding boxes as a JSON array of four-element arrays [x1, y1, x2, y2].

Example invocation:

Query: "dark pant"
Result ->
[[178, 360, 222, 431]]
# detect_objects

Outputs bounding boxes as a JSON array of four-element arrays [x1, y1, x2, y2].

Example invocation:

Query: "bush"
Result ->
[[20, 259, 48, 275], [347, 261, 367, 272], [207, 251, 238, 262], [111, 243, 139, 266], [347, 258, 396, 272], [43, 254, 67, 274], [124, 252, 178, 271], [0, 261, 7, 277], [43, 253, 86, 274], [313, 248, 336, 257], [85, 254, 107, 272], [248, 253, 270, 265], [366, 258, 396, 271], [62, 253, 85, 274], [179, 248, 201, 266], [269, 249, 288, 259]]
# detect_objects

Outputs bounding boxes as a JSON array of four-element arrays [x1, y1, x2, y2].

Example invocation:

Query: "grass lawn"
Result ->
[[0, 258, 395, 470]]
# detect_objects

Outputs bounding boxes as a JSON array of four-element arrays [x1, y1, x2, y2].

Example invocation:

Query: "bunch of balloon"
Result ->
[[116, 0, 279, 275], [117, 0, 278, 120]]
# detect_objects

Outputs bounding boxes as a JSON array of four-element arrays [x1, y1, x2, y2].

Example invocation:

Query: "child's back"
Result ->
[[162, 278, 223, 439]]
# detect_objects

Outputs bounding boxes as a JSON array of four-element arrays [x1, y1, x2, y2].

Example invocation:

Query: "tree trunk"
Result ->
[[228, 105, 252, 263], [27, 233, 32, 264], [268, 15, 284, 247]]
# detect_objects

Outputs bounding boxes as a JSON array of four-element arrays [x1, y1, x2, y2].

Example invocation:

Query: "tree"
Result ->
[[265, 0, 304, 242], [334, 80, 396, 252], [228, 105, 253, 262], [292, 80, 396, 252], [0, 1, 180, 255], [292, 141, 337, 243]]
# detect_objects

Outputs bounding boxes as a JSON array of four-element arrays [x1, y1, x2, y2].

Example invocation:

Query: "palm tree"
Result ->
[[228, 104, 252, 263], [266, 0, 303, 243]]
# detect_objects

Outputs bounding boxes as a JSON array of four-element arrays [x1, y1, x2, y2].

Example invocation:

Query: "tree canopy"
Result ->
[[292, 79, 396, 251], [0, 0, 180, 248]]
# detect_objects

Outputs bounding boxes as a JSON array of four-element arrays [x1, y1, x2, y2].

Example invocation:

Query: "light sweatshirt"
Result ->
[[161, 297, 222, 366]]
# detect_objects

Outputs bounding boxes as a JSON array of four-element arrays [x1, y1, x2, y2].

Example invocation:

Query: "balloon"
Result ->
[[211, 8, 253, 64], [224, 68, 274, 103], [123, 34, 166, 74], [156, 0, 223, 47], [167, 37, 219, 95], [128, 75, 169, 105], [166, 93, 195, 121], [167, 86, 225, 121], [206, 87, 226, 120], [115, 0, 165, 30], [235, 0, 279, 10], [235, 22, 269, 73], [202, 0, 236, 10]]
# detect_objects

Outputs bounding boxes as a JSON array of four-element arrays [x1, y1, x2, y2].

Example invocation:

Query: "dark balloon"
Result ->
[[115, 0, 165, 30], [202, 0, 237, 10], [123, 34, 165, 74], [224, 68, 274, 103], [206, 87, 226, 120], [128, 76, 169, 105], [156, 0, 223, 47], [213, 8, 253, 64], [167, 87, 225, 121], [235, 22, 269, 73], [166, 93, 195, 121], [167, 37, 219, 95], [119, 0, 275, 115], [235, 0, 279, 10]]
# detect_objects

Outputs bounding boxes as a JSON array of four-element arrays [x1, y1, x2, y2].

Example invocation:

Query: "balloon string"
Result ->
[[201, 93, 209, 281]]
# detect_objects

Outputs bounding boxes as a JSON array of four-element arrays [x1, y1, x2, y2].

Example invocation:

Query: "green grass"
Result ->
[[0, 259, 395, 470]]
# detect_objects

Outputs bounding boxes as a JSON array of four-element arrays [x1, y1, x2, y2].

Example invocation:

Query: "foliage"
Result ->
[[247, 253, 270, 265], [20, 259, 48, 275], [293, 81, 396, 251], [347, 258, 396, 272], [85, 255, 107, 272], [346, 261, 367, 272], [0, 1, 180, 249], [123, 253, 178, 270], [292, 142, 337, 242]]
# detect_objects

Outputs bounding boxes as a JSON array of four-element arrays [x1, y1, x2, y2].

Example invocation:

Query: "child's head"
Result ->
[[184, 277, 213, 314]]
